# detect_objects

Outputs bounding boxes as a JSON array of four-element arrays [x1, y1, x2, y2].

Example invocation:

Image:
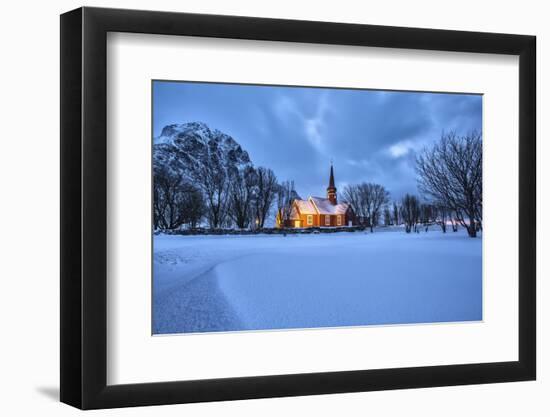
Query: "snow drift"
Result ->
[[153, 229, 482, 334]]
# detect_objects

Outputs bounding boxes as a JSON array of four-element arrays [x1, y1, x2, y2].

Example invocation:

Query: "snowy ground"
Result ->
[[153, 228, 482, 334]]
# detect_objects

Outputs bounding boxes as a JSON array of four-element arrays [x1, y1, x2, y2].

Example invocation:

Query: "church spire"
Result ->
[[329, 164, 335, 189], [327, 162, 337, 205]]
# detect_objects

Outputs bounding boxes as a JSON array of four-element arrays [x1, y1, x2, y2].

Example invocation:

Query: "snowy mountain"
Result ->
[[153, 121, 252, 181]]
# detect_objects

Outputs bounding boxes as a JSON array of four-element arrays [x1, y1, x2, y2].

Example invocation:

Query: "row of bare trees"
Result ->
[[154, 163, 282, 231], [339, 131, 482, 238], [362, 194, 462, 234], [391, 195, 457, 234], [337, 183, 458, 234]]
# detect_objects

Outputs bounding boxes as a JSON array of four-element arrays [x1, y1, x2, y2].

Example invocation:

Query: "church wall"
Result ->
[[298, 213, 319, 228], [280, 212, 357, 228]]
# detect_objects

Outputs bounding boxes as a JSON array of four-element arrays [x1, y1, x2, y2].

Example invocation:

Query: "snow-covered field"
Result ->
[[153, 229, 482, 334]]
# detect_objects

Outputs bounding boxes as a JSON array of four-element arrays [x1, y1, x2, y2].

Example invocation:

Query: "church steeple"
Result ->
[[327, 162, 337, 205]]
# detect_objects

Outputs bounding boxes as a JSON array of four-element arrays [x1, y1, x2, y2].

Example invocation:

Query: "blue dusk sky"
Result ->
[[153, 81, 482, 200]]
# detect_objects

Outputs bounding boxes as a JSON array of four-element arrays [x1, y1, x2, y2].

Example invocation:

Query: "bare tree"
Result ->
[[416, 131, 482, 237], [343, 183, 389, 232], [383, 207, 392, 226], [451, 215, 459, 232], [195, 153, 231, 229], [154, 166, 181, 230], [277, 180, 295, 227], [153, 166, 204, 230], [181, 187, 205, 229], [432, 203, 450, 233], [400, 194, 420, 233], [420, 203, 436, 232], [229, 166, 257, 229], [392, 201, 401, 226], [342, 185, 367, 225], [254, 167, 278, 228]]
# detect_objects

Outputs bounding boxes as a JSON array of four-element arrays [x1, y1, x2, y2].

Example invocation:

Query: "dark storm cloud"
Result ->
[[153, 81, 482, 200]]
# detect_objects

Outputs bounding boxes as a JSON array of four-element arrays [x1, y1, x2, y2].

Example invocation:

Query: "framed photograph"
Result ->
[[60, 7, 536, 409]]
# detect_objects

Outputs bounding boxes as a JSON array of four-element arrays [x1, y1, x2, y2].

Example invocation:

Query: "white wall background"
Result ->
[[0, 0, 545, 415]]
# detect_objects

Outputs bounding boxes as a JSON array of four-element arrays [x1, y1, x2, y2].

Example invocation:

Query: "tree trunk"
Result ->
[[466, 212, 477, 237]]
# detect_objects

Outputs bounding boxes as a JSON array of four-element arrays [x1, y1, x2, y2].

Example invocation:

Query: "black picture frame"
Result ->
[[60, 6, 536, 410]]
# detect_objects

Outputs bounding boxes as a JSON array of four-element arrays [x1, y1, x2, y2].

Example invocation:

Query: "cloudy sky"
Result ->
[[153, 81, 482, 200]]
